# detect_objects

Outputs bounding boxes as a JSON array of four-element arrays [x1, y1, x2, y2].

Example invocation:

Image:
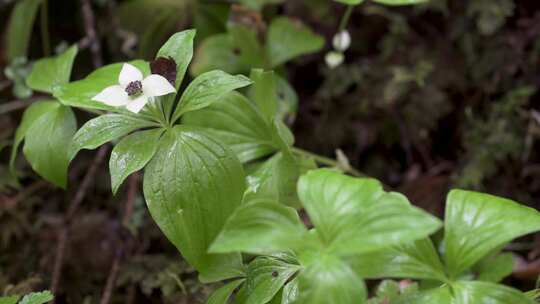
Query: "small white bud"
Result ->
[[325, 51, 345, 69], [332, 30, 351, 52]]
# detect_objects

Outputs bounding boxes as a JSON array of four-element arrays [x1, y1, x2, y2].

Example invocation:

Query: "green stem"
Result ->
[[40, 0, 51, 56], [338, 5, 354, 32], [291, 147, 363, 177]]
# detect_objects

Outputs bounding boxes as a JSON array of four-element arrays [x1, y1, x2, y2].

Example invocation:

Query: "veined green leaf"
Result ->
[[296, 254, 366, 304], [54, 60, 149, 111], [210, 198, 307, 255], [23, 104, 76, 188], [26, 45, 78, 93], [173, 70, 252, 121], [266, 17, 324, 67], [19, 291, 54, 304], [190, 34, 245, 76], [109, 128, 163, 194], [350, 238, 447, 282], [156, 29, 195, 89], [6, 0, 42, 61], [206, 279, 244, 304], [243, 255, 300, 304], [453, 281, 535, 304], [70, 114, 156, 161], [143, 126, 245, 282], [474, 253, 514, 283], [443, 190, 540, 278], [248, 69, 278, 123], [395, 286, 453, 304], [182, 92, 277, 163]]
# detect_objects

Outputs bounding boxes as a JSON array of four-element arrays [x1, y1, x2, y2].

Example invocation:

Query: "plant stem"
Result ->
[[40, 0, 51, 56], [291, 147, 364, 177], [338, 5, 354, 32]]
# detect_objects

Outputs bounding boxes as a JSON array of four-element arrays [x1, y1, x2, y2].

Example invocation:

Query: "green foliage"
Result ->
[[26, 46, 78, 93], [6, 0, 43, 61], [206, 279, 244, 304], [19, 291, 54, 304]]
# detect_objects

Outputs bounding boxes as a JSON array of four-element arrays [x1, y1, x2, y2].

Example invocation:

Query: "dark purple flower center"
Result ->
[[125, 81, 142, 96]]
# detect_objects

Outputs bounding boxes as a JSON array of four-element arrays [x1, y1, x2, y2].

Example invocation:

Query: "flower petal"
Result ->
[[125, 95, 149, 113], [142, 74, 176, 97], [119, 63, 143, 87], [92, 85, 129, 106]]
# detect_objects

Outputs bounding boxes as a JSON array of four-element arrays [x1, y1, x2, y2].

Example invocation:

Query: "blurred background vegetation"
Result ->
[[1, 0, 540, 303]]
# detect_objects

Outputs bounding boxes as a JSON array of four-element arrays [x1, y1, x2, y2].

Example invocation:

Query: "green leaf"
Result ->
[[210, 198, 307, 255], [26, 45, 78, 93], [443, 190, 540, 278], [373, 0, 428, 6], [156, 29, 196, 89], [243, 255, 300, 304], [328, 192, 442, 255], [70, 114, 155, 160], [10, 101, 58, 176], [206, 279, 244, 304], [23, 104, 76, 188], [6, 0, 42, 61], [453, 281, 535, 304], [143, 126, 245, 282], [334, 0, 364, 5], [190, 34, 245, 76], [182, 92, 278, 163], [244, 152, 302, 208], [296, 254, 366, 304], [281, 278, 299, 304], [350, 238, 447, 282], [474, 253, 514, 283], [19, 291, 53, 304], [172, 70, 252, 121], [229, 25, 267, 69], [248, 69, 278, 122], [297, 169, 384, 243], [109, 128, 163, 194], [0, 295, 20, 304], [266, 17, 324, 67], [54, 60, 149, 111]]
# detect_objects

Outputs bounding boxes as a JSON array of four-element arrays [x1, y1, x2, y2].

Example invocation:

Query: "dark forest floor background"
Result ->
[[1, 0, 540, 303]]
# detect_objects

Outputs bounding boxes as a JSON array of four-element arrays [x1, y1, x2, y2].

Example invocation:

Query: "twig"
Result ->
[[50, 146, 109, 299], [79, 0, 103, 67], [99, 249, 122, 304], [40, 0, 51, 56]]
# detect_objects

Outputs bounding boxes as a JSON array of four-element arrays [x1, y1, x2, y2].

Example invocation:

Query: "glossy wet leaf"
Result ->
[[143, 126, 245, 282], [109, 128, 163, 194], [26, 45, 78, 93], [210, 198, 307, 255], [266, 17, 324, 67], [10, 101, 57, 175], [156, 29, 195, 89], [281, 278, 299, 304], [6, 0, 42, 60], [70, 114, 155, 161], [350, 238, 447, 282], [172, 70, 252, 121], [443, 190, 540, 278], [395, 286, 453, 304], [206, 279, 244, 304], [23, 104, 76, 188], [54, 60, 149, 111], [453, 281, 535, 304], [243, 255, 300, 304], [182, 92, 277, 163], [296, 254, 366, 304]]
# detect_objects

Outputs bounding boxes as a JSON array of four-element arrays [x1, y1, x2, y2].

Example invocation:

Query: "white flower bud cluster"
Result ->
[[326, 30, 351, 69]]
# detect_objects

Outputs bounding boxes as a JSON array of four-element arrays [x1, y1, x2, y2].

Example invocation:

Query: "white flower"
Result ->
[[92, 63, 176, 113], [325, 51, 345, 69], [332, 30, 351, 52]]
